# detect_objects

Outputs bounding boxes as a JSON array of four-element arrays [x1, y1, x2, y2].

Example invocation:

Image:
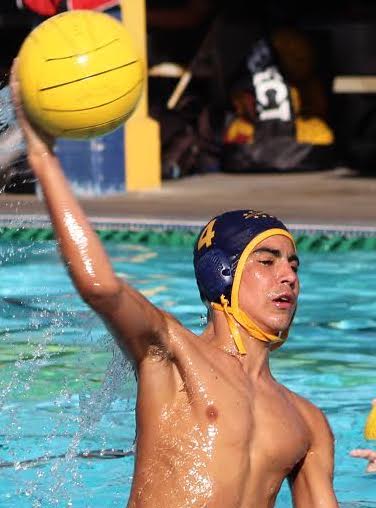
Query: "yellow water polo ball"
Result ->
[[17, 10, 143, 139], [364, 400, 376, 440]]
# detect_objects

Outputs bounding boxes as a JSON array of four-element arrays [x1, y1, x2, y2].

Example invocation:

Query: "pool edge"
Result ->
[[1, 213, 376, 251]]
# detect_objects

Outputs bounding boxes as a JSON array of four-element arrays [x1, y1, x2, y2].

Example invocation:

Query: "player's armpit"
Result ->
[[87, 279, 176, 366]]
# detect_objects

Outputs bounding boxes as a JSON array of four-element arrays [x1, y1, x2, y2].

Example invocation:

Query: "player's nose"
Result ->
[[279, 260, 298, 289]]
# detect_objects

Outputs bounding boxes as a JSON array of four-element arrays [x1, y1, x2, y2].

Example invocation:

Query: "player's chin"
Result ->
[[267, 312, 294, 334]]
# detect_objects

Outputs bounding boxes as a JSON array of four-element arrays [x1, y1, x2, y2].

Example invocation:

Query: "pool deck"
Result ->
[[0, 168, 375, 230]]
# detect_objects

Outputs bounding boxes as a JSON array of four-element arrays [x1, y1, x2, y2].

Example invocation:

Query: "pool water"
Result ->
[[0, 239, 376, 507]]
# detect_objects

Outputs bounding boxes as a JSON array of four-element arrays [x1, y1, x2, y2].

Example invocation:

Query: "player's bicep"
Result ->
[[289, 461, 337, 508], [289, 409, 339, 508], [88, 280, 171, 365]]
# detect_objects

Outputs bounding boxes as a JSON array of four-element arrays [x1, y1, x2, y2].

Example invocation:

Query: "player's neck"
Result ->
[[212, 312, 272, 380], [237, 332, 272, 380]]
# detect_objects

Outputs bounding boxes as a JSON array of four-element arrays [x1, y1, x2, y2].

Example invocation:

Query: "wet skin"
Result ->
[[11, 64, 338, 508], [126, 237, 337, 508], [132, 327, 313, 508]]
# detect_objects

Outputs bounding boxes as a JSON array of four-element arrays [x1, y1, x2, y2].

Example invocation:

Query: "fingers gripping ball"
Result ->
[[17, 10, 143, 139]]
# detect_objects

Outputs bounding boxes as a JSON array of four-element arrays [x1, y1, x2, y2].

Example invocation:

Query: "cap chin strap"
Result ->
[[211, 228, 295, 355], [212, 295, 248, 354], [212, 295, 286, 354]]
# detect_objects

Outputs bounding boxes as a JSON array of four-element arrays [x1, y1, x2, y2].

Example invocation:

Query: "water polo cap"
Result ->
[[193, 210, 296, 354]]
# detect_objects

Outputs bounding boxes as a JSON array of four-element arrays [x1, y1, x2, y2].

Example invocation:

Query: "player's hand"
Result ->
[[350, 448, 376, 472], [10, 58, 55, 160]]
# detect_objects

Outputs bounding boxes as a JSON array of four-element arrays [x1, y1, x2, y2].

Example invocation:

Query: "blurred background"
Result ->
[[1, 0, 376, 191]]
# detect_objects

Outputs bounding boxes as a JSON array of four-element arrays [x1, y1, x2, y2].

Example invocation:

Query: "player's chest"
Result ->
[[252, 394, 311, 471]]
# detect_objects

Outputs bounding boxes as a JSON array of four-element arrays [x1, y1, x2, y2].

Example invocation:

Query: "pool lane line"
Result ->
[[0, 448, 134, 469], [1, 214, 376, 251], [0, 213, 376, 236], [1, 227, 376, 251]]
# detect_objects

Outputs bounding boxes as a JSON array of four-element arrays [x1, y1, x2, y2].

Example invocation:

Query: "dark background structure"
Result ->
[[1, 0, 376, 174]]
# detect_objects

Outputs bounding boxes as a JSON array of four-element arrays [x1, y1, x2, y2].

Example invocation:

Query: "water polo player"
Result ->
[[11, 64, 338, 507]]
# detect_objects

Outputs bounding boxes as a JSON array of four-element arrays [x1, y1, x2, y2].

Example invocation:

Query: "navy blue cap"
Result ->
[[193, 210, 290, 304]]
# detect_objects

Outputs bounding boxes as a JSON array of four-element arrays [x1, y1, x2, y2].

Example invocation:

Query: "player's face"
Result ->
[[238, 235, 299, 336]]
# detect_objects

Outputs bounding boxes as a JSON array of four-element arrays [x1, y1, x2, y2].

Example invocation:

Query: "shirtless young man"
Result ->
[[11, 64, 338, 508]]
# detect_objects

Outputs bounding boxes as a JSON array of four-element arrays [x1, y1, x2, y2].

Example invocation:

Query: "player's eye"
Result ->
[[259, 259, 273, 266]]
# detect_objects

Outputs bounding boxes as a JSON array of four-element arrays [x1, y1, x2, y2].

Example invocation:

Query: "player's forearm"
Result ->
[[30, 152, 120, 299]]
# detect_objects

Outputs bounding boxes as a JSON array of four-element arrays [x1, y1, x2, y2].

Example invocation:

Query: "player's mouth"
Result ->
[[272, 292, 295, 310]]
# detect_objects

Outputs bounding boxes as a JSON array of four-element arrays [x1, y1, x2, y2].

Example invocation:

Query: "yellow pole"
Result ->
[[120, 0, 161, 190]]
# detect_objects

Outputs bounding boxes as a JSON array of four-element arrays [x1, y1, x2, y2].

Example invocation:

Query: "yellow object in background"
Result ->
[[122, 0, 161, 190], [291, 86, 334, 145], [290, 86, 302, 115], [18, 10, 143, 139], [364, 400, 376, 440], [224, 118, 255, 144], [295, 117, 334, 145]]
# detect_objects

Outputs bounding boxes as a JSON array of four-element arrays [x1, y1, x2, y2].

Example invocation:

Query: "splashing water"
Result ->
[[0, 81, 31, 195], [1, 235, 376, 507], [0, 237, 143, 507]]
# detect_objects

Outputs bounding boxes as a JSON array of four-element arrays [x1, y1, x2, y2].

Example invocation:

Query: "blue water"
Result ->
[[0, 239, 376, 507]]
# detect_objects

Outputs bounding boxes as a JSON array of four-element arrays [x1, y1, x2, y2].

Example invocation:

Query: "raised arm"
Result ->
[[10, 61, 170, 366], [289, 401, 339, 508]]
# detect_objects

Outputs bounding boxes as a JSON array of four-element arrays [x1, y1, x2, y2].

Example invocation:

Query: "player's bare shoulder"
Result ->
[[284, 386, 334, 443]]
